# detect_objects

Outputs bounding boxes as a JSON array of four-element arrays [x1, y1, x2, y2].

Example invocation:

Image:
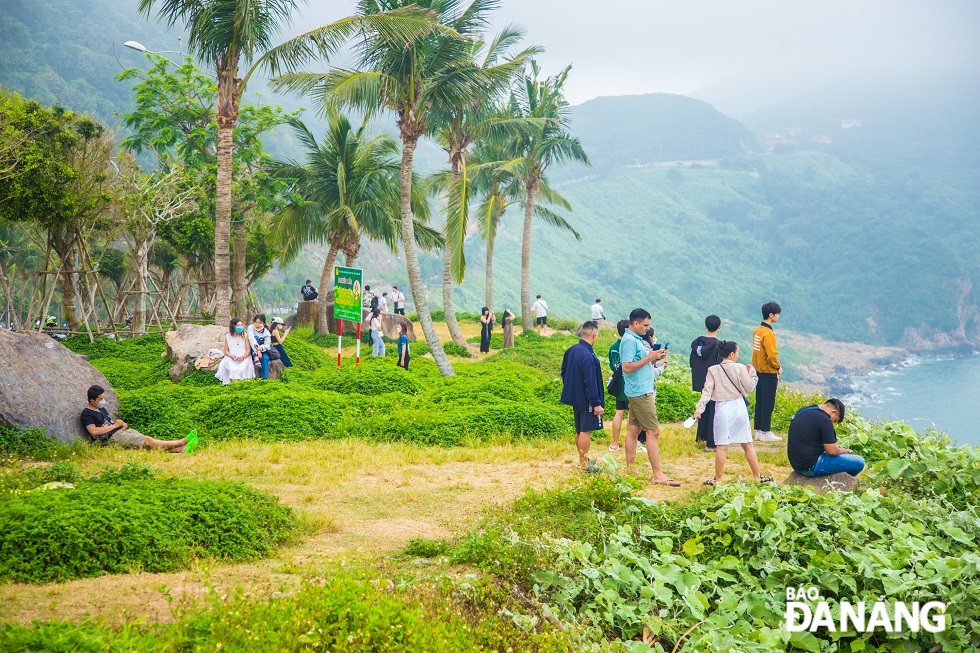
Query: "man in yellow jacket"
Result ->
[[752, 301, 782, 442]]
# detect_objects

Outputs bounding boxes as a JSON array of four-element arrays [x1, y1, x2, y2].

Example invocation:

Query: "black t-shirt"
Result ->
[[689, 336, 721, 391], [80, 406, 119, 442], [301, 285, 318, 300], [787, 406, 837, 472]]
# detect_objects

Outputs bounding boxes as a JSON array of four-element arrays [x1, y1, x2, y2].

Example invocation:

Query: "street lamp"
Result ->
[[123, 40, 182, 65]]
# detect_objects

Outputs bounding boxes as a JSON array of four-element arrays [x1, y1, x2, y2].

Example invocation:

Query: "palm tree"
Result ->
[[509, 62, 590, 331], [431, 27, 539, 346], [272, 0, 498, 377], [137, 0, 303, 326], [468, 134, 574, 310], [270, 115, 436, 334]]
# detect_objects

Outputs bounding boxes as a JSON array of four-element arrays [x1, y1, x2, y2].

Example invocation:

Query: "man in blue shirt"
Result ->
[[560, 321, 605, 473], [620, 308, 678, 486]]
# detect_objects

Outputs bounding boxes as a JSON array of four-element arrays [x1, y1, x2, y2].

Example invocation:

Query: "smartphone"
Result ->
[[652, 342, 669, 351]]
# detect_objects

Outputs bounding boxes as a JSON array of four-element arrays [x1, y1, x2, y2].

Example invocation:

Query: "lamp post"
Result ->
[[123, 40, 181, 66]]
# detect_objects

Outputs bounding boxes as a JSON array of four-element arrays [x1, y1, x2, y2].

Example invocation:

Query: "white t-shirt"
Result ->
[[370, 317, 381, 331], [591, 303, 603, 320], [379, 297, 388, 312], [391, 291, 405, 308], [532, 300, 548, 318]]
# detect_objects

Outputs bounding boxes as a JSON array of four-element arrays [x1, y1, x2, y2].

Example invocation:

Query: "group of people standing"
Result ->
[[215, 313, 293, 385], [561, 302, 865, 485]]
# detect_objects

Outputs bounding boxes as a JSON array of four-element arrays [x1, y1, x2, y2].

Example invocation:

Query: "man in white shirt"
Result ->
[[532, 295, 549, 335], [591, 299, 604, 321], [391, 286, 406, 315], [380, 292, 389, 313]]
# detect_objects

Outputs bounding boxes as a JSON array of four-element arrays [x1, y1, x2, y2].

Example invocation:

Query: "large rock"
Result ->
[[0, 330, 119, 442], [783, 471, 860, 493], [295, 300, 317, 326], [165, 324, 228, 382], [362, 312, 417, 342]]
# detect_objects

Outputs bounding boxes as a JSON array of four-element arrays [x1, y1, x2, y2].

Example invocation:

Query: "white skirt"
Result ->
[[215, 356, 255, 385], [713, 399, 753, 445]]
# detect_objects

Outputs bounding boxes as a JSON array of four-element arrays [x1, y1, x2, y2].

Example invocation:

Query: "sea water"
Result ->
[[846, 353, 980, 446]]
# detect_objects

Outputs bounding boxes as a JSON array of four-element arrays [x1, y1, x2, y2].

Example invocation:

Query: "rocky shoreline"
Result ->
[[778, 330, 910, 396]]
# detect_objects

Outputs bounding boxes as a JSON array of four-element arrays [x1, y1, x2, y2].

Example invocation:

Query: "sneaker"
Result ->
[[755, 431, 781, 442]]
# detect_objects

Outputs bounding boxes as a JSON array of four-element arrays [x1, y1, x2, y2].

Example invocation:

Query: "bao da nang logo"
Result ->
[[784, 587, 946, 633]]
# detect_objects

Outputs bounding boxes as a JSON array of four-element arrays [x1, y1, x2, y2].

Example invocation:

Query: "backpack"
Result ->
[[369, 295, 379, 310], [606, 366, 623, 397]]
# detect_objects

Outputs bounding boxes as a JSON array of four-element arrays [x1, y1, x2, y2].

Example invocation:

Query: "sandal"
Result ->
[[581, 464, 601, 474], [185, 431, 198, 454], [759, 475, 774, 484], [608, 444, 620, 451], [703, 447, 716, 453], [653, 479, 682, 487], [702, 478, 718, 486]]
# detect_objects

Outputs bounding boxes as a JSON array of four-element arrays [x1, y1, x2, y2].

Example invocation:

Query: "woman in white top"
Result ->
[[694, 341, 772, 485], [215, 318, 256, 385], [369, 308, 385, 356], [247, 313, 273, 379]]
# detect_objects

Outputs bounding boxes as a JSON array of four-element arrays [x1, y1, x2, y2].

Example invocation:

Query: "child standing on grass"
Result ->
[[694, 341, 773, 485]]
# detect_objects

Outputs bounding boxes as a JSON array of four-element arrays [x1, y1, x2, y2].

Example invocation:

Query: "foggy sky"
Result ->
[[286, 0, 980, 106]]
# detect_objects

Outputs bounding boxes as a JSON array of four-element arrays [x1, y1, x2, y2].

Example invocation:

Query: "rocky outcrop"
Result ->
[[362, 312, 417, 342], [0, 330, 119, 442], [783, 471, 860, 493], [164, 324, 228, 382]]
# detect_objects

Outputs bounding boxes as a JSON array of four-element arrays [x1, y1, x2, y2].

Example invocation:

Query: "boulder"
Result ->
[[256, 358, 286, 380], [295, 300, 317, 326], [0, 330, 119, 442], [783, 471, 860, 493], [165, 324, 228, 382], [362, 312, 417, 342]]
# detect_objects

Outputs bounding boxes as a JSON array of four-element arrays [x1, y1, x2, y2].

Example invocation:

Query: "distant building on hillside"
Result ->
[[762, 138, 799, 154], [788, 127, 810, 137], [841, 118, 863, 129], [811, 134, 833, 144]]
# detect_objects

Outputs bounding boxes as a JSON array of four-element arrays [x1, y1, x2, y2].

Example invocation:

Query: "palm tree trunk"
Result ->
[[214, 120, 234, 325], [520, 180, 538, 332], [51, 232, 80, 331], [316, 244, 338, 335], [400, 136, 454, 376], [442, 242, 469, 347], [484, 228, 495, 310], [231, 218, 247, 319]]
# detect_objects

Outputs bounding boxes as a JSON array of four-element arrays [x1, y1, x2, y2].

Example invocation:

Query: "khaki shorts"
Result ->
[[109, 428, 147, 449], [627, 393, 659, 431]]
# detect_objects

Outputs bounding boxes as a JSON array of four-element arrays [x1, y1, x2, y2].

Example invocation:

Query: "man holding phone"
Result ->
[[620, 308, 678, 486], [560, 321, 605, 473]]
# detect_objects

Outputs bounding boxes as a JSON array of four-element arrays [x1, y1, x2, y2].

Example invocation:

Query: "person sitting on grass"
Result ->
[[787, 398, 865, 477], [81, 385, 192, 452], [693, 341, 773, 485]]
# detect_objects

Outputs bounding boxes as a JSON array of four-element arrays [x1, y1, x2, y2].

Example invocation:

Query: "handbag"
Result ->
[[266, 346, 281, 361], [606, 366, 623, 396]]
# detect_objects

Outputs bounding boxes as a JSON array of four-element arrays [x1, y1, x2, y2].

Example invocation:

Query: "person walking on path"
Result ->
[[532, 295, 549, 334], [370, 308, 386, 357], [479, 306, 495, 353], [502, 308, 515, 348], [607, 319, 630, 452], [690, 314, 723, 451], [395, 322, 411, 370], [619, 308, 677, 486], [694, 341, 773, 485], [591, 299, 605, 321], [787, 399, 864, 477], [391, 286, 406, 315], [560, 321, 605, 473], [300, 279, 318, 301], [752, 301, 783, 442]]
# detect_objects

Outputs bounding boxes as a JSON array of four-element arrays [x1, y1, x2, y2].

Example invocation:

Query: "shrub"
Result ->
[[177, 369, 223, 387], [0, 475, 297, 583], [118, 388, 196, 441], [90, 359, 168, 390], [194, 387, 353, 442], [298, 360, 423, 396], [467, 333, 505, 349], [62, 333, 167, 364], [0, 426, 69, 460], [442, 341, 472, 358], [655, 381, 700, 422], [281, 335, 330, 371]]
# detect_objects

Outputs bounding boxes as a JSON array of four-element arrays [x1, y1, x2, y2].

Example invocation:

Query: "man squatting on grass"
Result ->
[[787, 398, 865, 477], [620, 308, 679, 486], [80, 385, 188, 452], [560, 321, 605, 473]]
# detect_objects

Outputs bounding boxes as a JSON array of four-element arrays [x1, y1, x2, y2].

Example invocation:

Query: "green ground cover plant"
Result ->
[[0, 570, 575, 652], [0, 425, 74, 461], [0, 463, 297, 584]]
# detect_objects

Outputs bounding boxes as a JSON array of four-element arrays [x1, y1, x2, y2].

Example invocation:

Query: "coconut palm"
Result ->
[[272, 0, 499, 377], [508, 62, 590, 331], [430, 27, 539, 346], [270, 114, 437, 334]]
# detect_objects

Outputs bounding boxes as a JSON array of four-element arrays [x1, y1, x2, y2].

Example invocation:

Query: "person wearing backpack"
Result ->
[[690, 314, 723, 451], [606, 319, 631, 451], [694, 341, 773, 485]]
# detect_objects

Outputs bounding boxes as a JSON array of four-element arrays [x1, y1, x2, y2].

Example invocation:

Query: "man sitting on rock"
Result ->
[[787, 398, 864, 477], [80, 385, 189, 452]]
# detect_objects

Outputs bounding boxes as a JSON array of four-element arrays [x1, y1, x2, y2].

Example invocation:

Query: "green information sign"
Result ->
[[333, 266, 363, 322]]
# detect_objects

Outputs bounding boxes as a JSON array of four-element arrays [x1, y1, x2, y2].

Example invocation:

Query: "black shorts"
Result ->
[[573, 407, 602, 434], [536, 316, 547, 326], [615, 398, 629, 411]]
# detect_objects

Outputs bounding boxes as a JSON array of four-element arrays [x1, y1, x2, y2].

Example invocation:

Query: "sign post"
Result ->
[[333, 266, 363, 368]]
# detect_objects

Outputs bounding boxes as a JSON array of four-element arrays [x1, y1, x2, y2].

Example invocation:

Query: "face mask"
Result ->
[[97, 399, 108, 409], [235, 326, 244, 333]]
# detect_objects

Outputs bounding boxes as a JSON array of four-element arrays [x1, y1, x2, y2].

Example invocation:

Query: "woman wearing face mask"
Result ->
[[694, 340, 773, 485], [215, 318, 256, 385]]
